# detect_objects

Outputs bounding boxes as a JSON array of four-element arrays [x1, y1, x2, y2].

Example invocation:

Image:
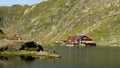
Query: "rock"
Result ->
[[0, 39, 44, 52], [0, 30, 4, 35], [19, 41, 44, 52], [0, 46, 8, 51], [0, 39, 25, 51]]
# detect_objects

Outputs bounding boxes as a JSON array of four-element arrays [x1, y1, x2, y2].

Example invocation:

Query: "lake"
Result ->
[[0, 46, 120, 68]]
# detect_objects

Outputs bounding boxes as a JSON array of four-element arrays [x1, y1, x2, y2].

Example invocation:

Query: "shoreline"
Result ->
[[0, 51, 61, 58]]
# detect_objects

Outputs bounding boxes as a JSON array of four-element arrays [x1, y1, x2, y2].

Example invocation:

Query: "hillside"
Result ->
[[0, 0, 120, 46]]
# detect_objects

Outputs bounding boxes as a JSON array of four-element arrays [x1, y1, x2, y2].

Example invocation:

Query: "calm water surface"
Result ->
[[0, 46, 120, 68]]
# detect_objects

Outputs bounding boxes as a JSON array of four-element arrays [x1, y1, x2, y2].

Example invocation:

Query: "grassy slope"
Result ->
[[0, 0, 120, 46]]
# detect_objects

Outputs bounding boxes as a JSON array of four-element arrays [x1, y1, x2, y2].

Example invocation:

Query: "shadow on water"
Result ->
[[0, 55, 36, 62], [19, 56, 35, 61], [1, 46, 120, 68], [0, 56, 8, 61]]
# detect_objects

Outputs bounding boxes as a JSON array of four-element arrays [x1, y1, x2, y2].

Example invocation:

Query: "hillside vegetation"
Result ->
[[0, 0, 120, 46]]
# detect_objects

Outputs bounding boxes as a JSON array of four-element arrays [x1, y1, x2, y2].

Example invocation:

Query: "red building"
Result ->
[[63, 35, 96, 46]]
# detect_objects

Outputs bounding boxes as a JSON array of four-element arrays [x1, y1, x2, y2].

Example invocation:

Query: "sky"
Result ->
[[0, 0, 45, 6]]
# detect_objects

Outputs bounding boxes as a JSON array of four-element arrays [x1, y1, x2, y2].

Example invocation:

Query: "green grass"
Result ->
[[0, 51, 61, 58], [0, 0, 120, 46]]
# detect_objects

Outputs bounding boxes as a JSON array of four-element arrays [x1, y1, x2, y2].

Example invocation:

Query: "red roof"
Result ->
[[67, 35, 93, 42], [67, 36, 76, 42]]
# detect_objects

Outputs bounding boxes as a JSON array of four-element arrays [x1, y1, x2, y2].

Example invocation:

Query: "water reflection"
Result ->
[[0, 55, 36, 61], [0, 56, 8, 61], [19, 56, 35, 61], [1, 46, 120, 68]]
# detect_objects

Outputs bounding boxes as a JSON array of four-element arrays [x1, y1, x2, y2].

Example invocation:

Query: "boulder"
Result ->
[[0, 30, 4, 34], [19, 41, 44, 52], [0, 40, 44, 52]]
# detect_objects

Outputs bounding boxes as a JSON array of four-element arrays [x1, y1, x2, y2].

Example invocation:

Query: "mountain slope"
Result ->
[[0, 0, 120, 45]]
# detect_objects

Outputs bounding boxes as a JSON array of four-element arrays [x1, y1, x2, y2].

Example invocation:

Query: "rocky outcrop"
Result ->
[[19, 41, 43, 52], [0, 30, 6, 40], [0, 30, 4, 34], [0, 39, 43, 52], [0, 39, 25, 51]]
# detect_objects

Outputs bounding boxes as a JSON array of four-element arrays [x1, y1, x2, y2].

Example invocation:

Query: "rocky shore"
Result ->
[[0, 51, 61, 58], [0, 30, 60, 58]]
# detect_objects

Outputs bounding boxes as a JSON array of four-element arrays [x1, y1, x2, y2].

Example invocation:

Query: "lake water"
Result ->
[[0, 46, 120, 68]]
